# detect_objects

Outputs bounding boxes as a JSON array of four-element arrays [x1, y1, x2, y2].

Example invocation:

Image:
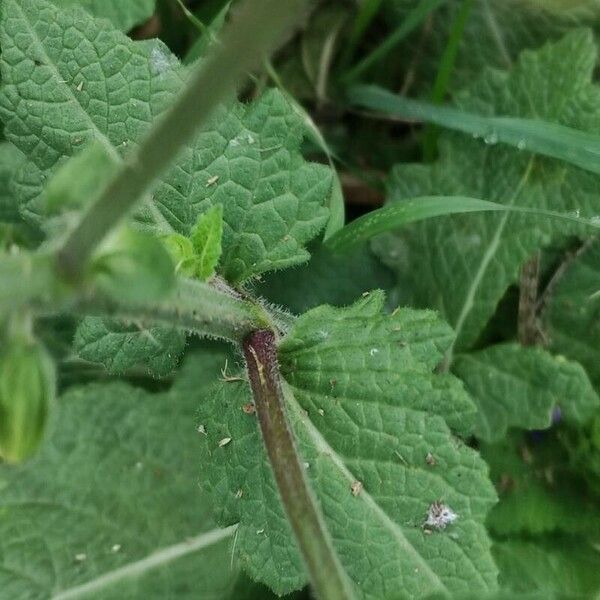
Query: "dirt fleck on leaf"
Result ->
[[242, 403, 256, 414]]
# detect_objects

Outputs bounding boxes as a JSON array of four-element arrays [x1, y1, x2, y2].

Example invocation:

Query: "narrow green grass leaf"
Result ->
[[324, 196, 600, 252], [178, 0, 231, 64], [338, 0, 384, 70], [348, 84, 600, 176], [423, 0, 474, 161], [342, 0, 446, 82]]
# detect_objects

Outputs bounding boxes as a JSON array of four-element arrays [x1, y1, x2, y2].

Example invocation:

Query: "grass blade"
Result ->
[[348, 84, 600, 176], [338, 0, 384, 70], [324, 196, 600, 252], [342, 0, 445, 82], [423, 0, 474, 160]]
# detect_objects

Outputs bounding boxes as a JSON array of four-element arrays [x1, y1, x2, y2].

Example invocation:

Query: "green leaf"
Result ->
[[0, 142, 25, 223], [482, 435, 600, 539], [198, 292, 498, 598], [560, 413, 600, 497], [52, 0, 156, 31], [161, 232, 197, 277], [374, 30, 600, 351], [73, 317, 186, 378], [454, 343, 600, 442], [183, 1, 230, 65], [279, 291, 477, 436], [190, 203, 223, 281], [0, 348, 241, 599], [0, 0, 331, 283], [543, 238, 600, 390], [383, 0, 600, 93], [494, 537, 600, 598], [422, 0, 474, 161], [257, 244, 394, 314]]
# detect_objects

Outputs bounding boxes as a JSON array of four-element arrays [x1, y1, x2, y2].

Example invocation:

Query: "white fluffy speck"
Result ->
[[424, 502, 458, 530]]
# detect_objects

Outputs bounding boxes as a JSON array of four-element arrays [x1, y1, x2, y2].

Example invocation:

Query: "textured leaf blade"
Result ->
[[0, 349, 239, 598], [198, 293, 498, 598], [52, 0, 156, 31], [375, 30, 600, 351], [383, 0, 600, 93], [454, 343, 600, 442], [0, 0, 331, 283], [257, 244, 394, 314], [279, 291, 477, 435], [494, 538, 600, 598], [0, 142, 25, 223], [482, 435, 600, 595], [543, 239, 600, 390], [482, 435, 600, 539], [73, 317, 186, 377]]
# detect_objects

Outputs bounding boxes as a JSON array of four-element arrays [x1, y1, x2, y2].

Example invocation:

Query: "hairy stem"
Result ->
[[57, 0, 308, 280], [243, 329, 355, 600], [0, 251, 265, 343], [75, 279, 267, 343]]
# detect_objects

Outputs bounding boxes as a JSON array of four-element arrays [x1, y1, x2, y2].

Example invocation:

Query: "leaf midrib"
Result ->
[[448, 157, 535, 360], [51, 525, 237, 600], [284, 383, 452, 595]]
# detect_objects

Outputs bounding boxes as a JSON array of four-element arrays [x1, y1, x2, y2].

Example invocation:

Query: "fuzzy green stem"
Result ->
[[57, 0, 308, 280], [75, 279, 267, 343], [243, 329, 355, 600], [0, 251, 265, 343]]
